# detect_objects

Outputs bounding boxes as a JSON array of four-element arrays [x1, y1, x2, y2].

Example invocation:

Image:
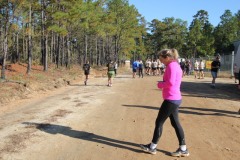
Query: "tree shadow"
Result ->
[[122, 104, 159, 110], [69, 84, 108, 87], [5, 64, 17, 72], [179, 106, 240, 118], [18, 63, 43, 71], [22, 122, 169, 155], [181, 81, 240, 101], [122, 104, 239, 118], [114, 76, 132, 79]]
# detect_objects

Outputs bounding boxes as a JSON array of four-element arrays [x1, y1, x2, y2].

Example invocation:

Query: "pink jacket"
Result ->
[[157, 61, 182, 100]]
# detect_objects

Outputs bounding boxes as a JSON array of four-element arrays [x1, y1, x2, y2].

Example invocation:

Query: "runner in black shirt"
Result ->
[[210, 56, 221, 88], [83, 61, 91, 85]]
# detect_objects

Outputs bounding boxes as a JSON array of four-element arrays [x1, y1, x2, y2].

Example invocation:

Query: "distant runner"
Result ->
[[83, 61, 91, 85]]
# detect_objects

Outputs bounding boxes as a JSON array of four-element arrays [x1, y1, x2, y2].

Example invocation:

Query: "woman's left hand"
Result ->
[[157, 81, 162, 89]]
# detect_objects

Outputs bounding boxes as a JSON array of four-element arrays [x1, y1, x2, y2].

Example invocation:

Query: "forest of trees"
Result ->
[[1, 0, 240, 79]]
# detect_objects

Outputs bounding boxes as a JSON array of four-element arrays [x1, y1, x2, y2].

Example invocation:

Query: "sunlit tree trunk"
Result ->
[[84, 34, 88, 63], [1, 31, 8, 79], [1, 4, 9, 79], [16, 31, 19, 63], [66, 36, 70, 68], [50, 31, 54, 63], [56, 34, 60, 68], [41, 0, 47, 71], [27, 3, 32, 74]]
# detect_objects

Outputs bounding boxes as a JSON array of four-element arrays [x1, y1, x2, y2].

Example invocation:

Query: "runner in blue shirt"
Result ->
[[132, 60, 139, 78]]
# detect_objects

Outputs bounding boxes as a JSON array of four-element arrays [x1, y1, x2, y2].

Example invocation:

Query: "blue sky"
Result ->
[[128, 0, 239, 27]]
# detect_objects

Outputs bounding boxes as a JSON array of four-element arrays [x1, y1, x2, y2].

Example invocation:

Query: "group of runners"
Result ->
[[132, 59, 165, 78], [193, 59, 205, 79], [179, 59, 205, 78], [82, 60, 117, 87], [83, 55, 239, 90]]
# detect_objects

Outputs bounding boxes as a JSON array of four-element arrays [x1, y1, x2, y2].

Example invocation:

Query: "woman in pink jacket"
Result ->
[[140, 49, 189, 157]]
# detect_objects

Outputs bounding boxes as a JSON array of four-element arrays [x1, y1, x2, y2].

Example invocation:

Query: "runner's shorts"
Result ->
[[84, 71, 90, 75], [211, 71, 218, 78], [108, 71, 115, 78]]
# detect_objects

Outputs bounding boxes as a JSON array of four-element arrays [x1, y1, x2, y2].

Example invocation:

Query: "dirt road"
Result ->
[[0, 73, 239, 160]]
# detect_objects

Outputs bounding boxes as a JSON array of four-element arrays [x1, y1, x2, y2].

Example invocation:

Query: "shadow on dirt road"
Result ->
[[181, 81, 240, 101], [179, 106, 240, 118], [122, 104, 239, 119], [22, 122, 170, 155]]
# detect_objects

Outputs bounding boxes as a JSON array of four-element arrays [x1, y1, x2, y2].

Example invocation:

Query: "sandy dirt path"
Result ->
[[0, 73, 239, 160]]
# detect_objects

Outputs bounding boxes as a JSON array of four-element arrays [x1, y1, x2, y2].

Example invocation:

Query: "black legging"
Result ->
[[139, 68, 143, 77], [152, 100, 186, 145]]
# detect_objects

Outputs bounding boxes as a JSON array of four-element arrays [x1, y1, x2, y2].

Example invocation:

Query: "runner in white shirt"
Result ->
[[198, 59, 205, 79], [145, 59, 152, 75], [152, 59, 158, 76], [193, 60, 199, 79]]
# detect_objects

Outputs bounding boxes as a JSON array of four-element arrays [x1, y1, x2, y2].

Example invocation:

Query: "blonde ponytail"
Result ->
[[171, 48, 179, 60], [159, 48, 179, 61]]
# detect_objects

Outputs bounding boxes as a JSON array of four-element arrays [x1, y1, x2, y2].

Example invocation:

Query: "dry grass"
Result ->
[[0, 63, 105, 104]]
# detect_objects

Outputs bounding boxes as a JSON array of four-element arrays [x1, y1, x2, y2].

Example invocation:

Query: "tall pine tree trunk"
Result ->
[[56, 34, 60, 68], [66, 36, 70, 68], [41, 0, 47, 71], [27, 4, 32, 74], [61, 36, 64, 66], [50, 31, 54, 63], [0, 25, 3, 55], [102, 39, 105, 65], [1, 5, 9, 80], [17, 32, 19, 63], [22, 22, 26, 61], [84, 34, 88, 63], [1, 31, 8, 79], [96, 37, 100, 66], [45, 35, 48, 69]]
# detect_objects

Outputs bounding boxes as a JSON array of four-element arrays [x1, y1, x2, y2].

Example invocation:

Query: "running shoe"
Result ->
[[139, 144, 157, 155], [171, 148, 189, 157]]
